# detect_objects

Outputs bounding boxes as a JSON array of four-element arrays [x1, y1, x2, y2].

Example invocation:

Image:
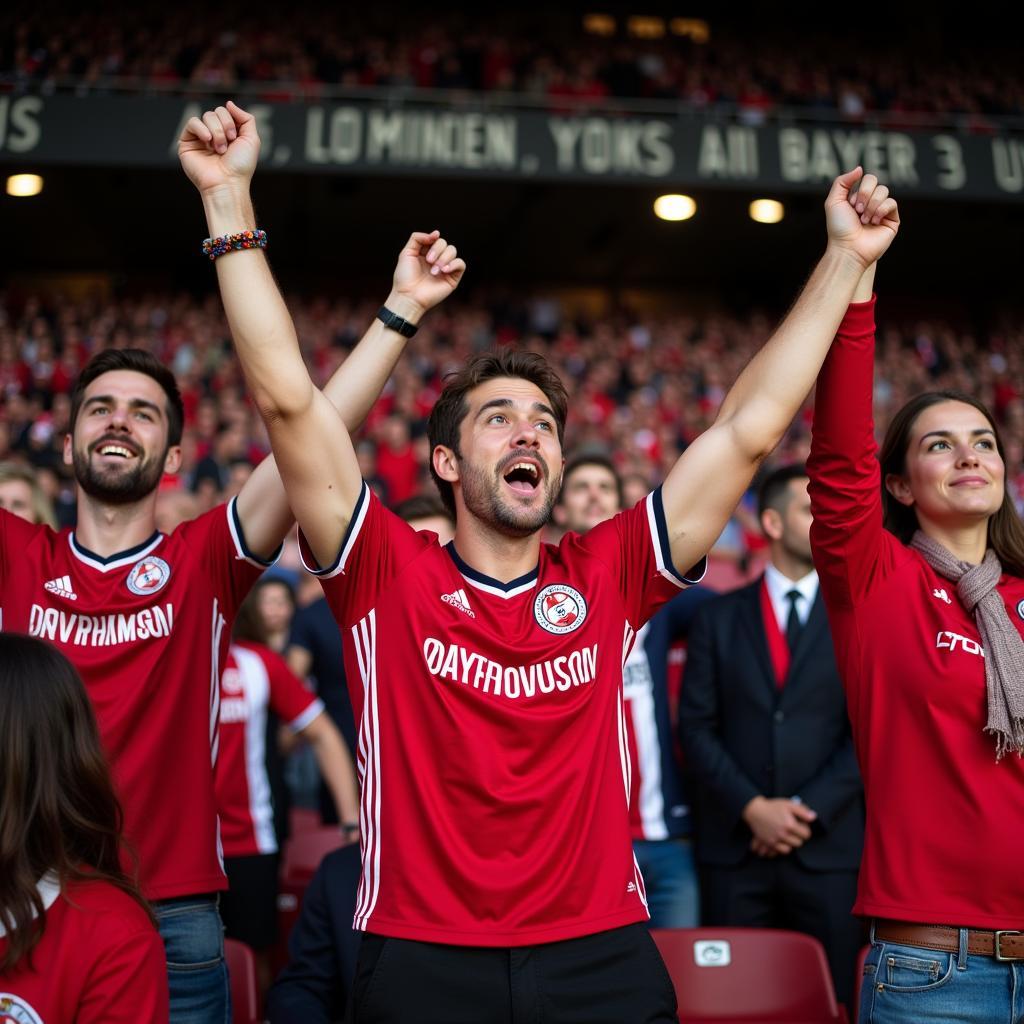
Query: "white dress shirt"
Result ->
[[763, 563, 818, 634]]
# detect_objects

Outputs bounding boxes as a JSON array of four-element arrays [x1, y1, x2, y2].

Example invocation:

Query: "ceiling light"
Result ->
[[6, 174, 43, 197], [654, 194, 696, 222], [749, 199, 784, 224]]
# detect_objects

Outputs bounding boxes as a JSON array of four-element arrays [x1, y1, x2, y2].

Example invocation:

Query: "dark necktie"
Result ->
[[785, 589, 802, 654]]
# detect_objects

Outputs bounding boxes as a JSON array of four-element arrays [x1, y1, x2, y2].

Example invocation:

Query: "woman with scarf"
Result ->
[[808, 180, 1024, 1023]]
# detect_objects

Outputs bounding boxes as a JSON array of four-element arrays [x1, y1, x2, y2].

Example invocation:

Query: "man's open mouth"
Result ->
[[502, 460, 541, 493]]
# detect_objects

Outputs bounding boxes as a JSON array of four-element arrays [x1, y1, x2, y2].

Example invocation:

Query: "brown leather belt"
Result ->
[[875, 919, 1024, 961]]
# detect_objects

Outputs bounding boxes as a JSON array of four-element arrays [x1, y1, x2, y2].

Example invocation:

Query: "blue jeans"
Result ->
[[633, 838, 699, 929], [859, 926, 1024, 1023], [155, 895, 231, 1024]]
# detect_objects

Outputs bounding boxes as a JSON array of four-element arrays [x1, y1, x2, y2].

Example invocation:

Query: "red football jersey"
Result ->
[[810, 298, 1024, 928], [0, 876, 168, 1023], [0, 499, 272, 900], [217, 640, 324, 857], [302, 484, 703, 945]]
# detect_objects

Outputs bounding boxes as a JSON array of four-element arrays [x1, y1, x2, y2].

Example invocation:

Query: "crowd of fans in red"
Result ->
[[3, 287, 1024, 563], [2, 8, 1022, 124]]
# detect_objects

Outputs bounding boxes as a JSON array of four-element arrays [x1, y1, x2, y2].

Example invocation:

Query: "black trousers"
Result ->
[[347, 922, 677, 1024], [700, 855, 864, 1006]]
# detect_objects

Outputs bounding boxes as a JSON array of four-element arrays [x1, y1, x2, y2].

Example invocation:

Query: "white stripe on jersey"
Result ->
[[210, 599, 226, 768], [644, 492, 688, 589], [352, 610, 382, 931], [230, 645, 278, 854]]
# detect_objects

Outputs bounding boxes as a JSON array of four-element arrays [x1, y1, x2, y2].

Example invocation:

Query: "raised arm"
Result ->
[[179, 102, 464, 565], [659, 169, 899, 576]]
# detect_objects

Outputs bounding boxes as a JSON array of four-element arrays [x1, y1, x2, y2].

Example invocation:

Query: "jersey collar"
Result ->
[[69, 530, 164, 573], [0, 872, 60, 937], [445, 542, 539, 599]]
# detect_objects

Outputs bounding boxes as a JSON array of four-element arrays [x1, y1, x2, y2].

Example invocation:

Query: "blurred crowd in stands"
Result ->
[[2, 7, 1022, 124], [3, 287, 1024, 570]]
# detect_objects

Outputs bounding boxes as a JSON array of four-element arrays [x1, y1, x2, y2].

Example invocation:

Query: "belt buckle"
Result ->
[[994, 931, 1023, 961]]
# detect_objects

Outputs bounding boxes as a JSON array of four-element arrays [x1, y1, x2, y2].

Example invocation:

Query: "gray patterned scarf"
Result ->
[[911, 530, 1024, 760]]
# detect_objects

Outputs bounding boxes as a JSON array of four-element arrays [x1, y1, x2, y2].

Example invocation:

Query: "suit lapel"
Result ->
[[739, 578, 778, 695]]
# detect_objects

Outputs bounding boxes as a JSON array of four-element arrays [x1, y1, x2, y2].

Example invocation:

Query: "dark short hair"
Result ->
[[70, 349, 184, 447], [757, 463, 809, 520], [394, 493, 453, 525], [559, 453, 623, 508], [427, 349, 568, 518], [880, 390, 1024, 575]]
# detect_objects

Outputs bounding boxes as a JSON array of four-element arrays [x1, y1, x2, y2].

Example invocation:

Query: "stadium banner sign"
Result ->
[[3, 95, 1024, 200]]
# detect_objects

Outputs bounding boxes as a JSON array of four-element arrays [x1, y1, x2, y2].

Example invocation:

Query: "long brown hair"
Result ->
[[0, 634, 153, 971], [879, 390, 1024, 576]]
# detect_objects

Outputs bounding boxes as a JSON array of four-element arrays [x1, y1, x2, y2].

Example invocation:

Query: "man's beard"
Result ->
[[459, 455, 557, 538], [73, 443, 166, 506]]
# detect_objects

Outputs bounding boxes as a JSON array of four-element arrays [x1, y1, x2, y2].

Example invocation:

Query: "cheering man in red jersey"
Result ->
[[182, 99, 899, 1022], [0, 149, 465, 1024]]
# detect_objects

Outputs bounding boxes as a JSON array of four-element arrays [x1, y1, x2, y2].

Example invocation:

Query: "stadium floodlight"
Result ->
[[749, 199, 784, 224], [653, 194, 696, 222], [6, 174, 43, 197]]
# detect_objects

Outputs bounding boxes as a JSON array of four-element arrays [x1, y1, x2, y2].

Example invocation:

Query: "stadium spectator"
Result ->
[[217, 587, 359, 998], [185, 98, 898, 1020], [553, 452, 714, 928], [0, 461, 57, 527], [809, 250, 1024, 1021], [679, 464, 864, 1005], [0, 250, 453, 1018], [0, 633, 168, 1022]]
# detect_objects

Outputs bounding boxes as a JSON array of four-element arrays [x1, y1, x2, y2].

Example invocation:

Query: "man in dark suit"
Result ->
[[678, 464, 863, 1005]]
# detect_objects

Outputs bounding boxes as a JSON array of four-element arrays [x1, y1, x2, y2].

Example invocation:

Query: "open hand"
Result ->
[[388, 230, 467, 320]]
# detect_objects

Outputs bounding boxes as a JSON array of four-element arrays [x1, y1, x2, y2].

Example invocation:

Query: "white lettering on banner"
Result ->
[[347, 110, 517, 170], [993, 138, 1024, 193], [697, 124, 758, 179], [933, 135, 966, 190], [0, 96, 43, 153], [548, 117, 673, 176], [422, 638, 599, 700], [778, 128, 918, 185], [28, 603, 175, 646], [936, 630, 985, 657]]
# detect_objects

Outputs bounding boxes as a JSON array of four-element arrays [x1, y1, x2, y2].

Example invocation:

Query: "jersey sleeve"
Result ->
[[807, 296, 908, 610], [178, 497, 281, 618], [297, 481, 434, 628], [78, 923, 169, 1023], [576, 485, 707, 630], [264, 646, 325, 731], [0, 507, 47, 593]]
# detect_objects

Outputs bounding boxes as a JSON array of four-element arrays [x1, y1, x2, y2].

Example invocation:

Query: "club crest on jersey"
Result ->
[[126, 556, 171, 596], [0, 994, 44, 1024], [1017, 599, 1024, 621], [534, 584, 587, 635]]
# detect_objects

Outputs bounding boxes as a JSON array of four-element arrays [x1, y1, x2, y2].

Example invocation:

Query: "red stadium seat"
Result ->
[[651, 927, 847, 1023], [224, 938, 259, 1024], [289, 805, 322, 836], [281, 826, 346, 884]]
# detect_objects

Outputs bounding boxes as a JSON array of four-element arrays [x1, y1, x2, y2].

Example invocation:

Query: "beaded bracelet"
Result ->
[[201, 229, 267, 261]]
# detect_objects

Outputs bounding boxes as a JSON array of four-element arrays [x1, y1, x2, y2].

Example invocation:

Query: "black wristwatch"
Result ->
[[341, 821, 360, 837], [376, 305, 419, 338]]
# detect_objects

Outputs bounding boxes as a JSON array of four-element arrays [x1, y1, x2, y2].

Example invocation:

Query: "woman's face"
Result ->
[[887, 400, 1005, 528], [257, 583, 293, 634]]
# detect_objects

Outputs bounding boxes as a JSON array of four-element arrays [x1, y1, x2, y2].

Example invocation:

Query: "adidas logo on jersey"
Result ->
[[626, 881, 637, 893], [44, 575, 77, 601], [441, 588, 476, 618]]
